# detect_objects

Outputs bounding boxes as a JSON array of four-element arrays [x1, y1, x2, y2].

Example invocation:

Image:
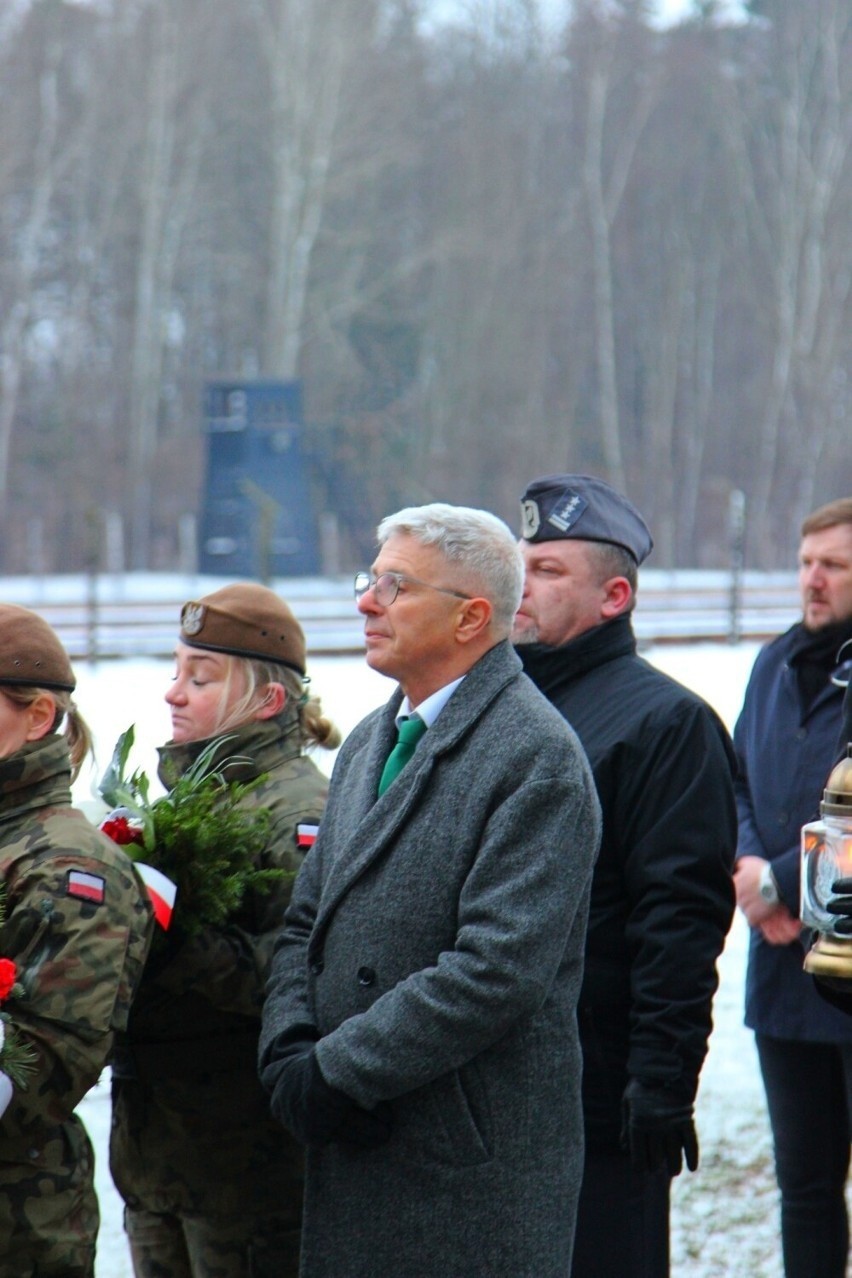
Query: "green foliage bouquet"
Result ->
[[99, 726, 283, 936]]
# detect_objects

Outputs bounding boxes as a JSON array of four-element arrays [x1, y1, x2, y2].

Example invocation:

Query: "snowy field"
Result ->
[[72, 641, 790, 1277]]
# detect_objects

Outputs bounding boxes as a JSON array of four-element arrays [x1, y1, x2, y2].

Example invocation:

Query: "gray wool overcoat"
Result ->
[[261, 640, 601, 1278]]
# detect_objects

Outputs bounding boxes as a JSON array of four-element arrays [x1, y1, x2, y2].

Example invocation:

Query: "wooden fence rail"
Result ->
[[0, 569, 802, 661]]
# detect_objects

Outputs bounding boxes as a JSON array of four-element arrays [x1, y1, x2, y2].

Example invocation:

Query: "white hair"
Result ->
[[377, 502, 523, 632]]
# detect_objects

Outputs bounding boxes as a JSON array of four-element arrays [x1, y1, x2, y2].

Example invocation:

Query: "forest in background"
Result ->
[[0, 0, 850, 573]]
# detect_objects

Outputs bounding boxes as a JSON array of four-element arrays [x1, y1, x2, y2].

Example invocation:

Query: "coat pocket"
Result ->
[[400, 1062, 494, 1168]]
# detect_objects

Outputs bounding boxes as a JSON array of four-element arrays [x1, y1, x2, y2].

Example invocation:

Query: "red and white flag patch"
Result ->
[[135, 863, 177, 931], [67, 870, 106, 905], [296, 823, 319, 851]]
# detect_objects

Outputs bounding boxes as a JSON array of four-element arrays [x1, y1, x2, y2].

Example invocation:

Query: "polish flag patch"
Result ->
[[296, 823, 319, 851], [66, 870, 106, 905], [135, 863, 177, 931]]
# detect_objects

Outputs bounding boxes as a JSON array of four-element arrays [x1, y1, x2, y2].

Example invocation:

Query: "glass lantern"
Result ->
[[802, 749, 852, 979]]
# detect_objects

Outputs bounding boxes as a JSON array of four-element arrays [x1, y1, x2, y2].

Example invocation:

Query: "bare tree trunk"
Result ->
[[726, 0, 852, 561], [0, 26, 61, 525], [126, 4, 176, 568], [583, 58, 625, 493], [579, 8, 661, 497], [250, 0, 369, 378], [126, 3, 209, 568]]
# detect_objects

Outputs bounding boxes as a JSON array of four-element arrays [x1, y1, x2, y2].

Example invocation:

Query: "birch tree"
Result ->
[[724, 0, 852, 561]]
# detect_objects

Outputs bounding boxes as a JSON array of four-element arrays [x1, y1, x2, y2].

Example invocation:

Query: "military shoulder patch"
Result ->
[[66, 869, 106, 905], [296, 823, 319, 851]]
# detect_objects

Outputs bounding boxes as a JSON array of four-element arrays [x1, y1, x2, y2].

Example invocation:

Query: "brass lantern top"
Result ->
[[822, 746, 852, 817]]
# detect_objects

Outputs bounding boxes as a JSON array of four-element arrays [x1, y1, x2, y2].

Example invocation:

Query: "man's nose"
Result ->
[[357, 586, 380, 615]]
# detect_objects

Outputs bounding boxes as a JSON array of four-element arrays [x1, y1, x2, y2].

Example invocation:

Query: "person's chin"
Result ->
[[512, 621, 538, 645], [804, 606, 834, 631], [364, 644, 394, 677]]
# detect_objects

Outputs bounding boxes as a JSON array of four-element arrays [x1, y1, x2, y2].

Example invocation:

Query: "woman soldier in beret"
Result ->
[[0, 604, 152, 1278], [109, 583, 339, 1278]]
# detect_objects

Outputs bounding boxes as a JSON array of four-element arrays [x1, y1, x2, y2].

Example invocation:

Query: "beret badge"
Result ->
[[180, 603, 206, 637], [520, 499, 541, 540]]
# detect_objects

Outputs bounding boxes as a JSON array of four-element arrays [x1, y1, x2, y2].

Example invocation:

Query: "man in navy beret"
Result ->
[[514, 473, 737, 1278]]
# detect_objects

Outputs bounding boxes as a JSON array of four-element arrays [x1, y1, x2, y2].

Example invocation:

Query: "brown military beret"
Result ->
[[0, 604, 76, 691], [179, 583, 306, 675]]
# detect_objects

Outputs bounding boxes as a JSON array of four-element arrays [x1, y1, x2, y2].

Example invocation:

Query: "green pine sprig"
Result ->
[[0, 1014, 37, 1089], [99, 726, 284, 936]]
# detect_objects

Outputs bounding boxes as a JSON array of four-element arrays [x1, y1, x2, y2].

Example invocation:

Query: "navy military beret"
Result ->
[[519, 474, 653, 565]]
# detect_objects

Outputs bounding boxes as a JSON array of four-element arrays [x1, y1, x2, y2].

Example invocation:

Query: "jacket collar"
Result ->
[[310, 640, 522, 954], [0, 734, 71, 825], [516, 614, 636, 694], [157, 712, 302, 789]]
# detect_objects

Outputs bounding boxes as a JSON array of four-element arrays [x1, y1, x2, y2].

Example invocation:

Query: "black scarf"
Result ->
[[788, 617, 852, 714]]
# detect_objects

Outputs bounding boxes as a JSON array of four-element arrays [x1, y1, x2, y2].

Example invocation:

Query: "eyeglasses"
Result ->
[[353, 571, 471, 607]]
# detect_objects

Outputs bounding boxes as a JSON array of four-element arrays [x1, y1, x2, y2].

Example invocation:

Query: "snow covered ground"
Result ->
[[73, 641, 789, 1277]]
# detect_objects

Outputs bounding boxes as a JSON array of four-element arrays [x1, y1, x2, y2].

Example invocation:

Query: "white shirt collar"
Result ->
[[397, 676, 465, 729]]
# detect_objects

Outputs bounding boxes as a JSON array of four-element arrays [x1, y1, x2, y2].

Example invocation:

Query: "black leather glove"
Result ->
[[827, 877, 852, 934], [621, 1079, 699, 1177], [260, 1028, 392, 1149]]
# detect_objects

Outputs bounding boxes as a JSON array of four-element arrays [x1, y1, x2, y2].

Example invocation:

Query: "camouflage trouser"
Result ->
[[125, 1206, 301, 1278], [0, 1116, 98, 1278]]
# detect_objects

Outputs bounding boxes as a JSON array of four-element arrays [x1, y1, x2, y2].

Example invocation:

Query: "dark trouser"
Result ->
[[574, 996, 671, 1277], [571, 1150, 671, 1278], [756, 1033, 852, 1278], [125, 1207, 301, 1278]]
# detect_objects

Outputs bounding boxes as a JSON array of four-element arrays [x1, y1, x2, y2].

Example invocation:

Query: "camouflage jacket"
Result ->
[[110, 711, 329, 1219], [0, 733, 153, 1260]]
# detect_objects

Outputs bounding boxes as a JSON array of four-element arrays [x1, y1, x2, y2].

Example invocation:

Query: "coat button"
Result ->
[[357, 966, 376, 987], [310, 955, 325, 975]]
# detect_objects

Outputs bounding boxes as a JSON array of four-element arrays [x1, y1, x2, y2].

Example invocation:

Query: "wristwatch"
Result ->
[[759, 862, 780, 905]]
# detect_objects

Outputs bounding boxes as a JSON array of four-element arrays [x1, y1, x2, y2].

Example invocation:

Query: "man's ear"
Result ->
[[455, 597, 493, 645], [601, 577, 633, 620], [26, 692, 58, 742], [256, 682, 286, 720]]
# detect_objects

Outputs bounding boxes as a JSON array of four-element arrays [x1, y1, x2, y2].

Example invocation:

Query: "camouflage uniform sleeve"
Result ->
[[148, 803, 322, 1018], [0, 833, 152, 1135]]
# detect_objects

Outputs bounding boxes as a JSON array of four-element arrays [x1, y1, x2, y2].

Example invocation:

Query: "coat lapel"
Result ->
[[311, 642, 522, 946]]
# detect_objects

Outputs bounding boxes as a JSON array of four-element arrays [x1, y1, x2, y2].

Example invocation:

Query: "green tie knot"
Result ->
[[378, 715, 427, 796]]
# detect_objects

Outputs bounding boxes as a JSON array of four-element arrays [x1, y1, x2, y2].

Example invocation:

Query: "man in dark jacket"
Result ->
[[733, 496, 852, 1278], [513, 473, 737, 1278]]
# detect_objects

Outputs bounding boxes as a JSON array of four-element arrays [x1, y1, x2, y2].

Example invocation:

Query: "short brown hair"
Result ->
[[801, 498, 852, 538], [586, 541, 638, 611]]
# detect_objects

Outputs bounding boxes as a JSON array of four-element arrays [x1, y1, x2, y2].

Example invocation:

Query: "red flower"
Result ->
[[0, 958, 17, 1001], [100, 815, 145, 847]]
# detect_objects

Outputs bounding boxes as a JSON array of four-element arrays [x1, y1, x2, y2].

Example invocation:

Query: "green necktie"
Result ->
[[377, 715, 427, 796]]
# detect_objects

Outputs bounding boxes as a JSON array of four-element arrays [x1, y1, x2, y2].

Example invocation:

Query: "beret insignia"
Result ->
[[520, 500, 541, 539], [180, 603, 205, 637]]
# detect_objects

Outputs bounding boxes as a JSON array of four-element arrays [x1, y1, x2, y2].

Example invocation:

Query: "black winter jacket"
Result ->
[[519, 615, 737, 1150]]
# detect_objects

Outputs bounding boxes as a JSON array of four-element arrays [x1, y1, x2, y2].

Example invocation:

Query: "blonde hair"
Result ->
[[0, 686, 93, 782], [209, 654, 341, 750]]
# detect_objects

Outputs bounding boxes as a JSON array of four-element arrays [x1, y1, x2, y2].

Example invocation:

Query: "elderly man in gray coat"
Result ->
[[259, 502, 601, 1278]]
